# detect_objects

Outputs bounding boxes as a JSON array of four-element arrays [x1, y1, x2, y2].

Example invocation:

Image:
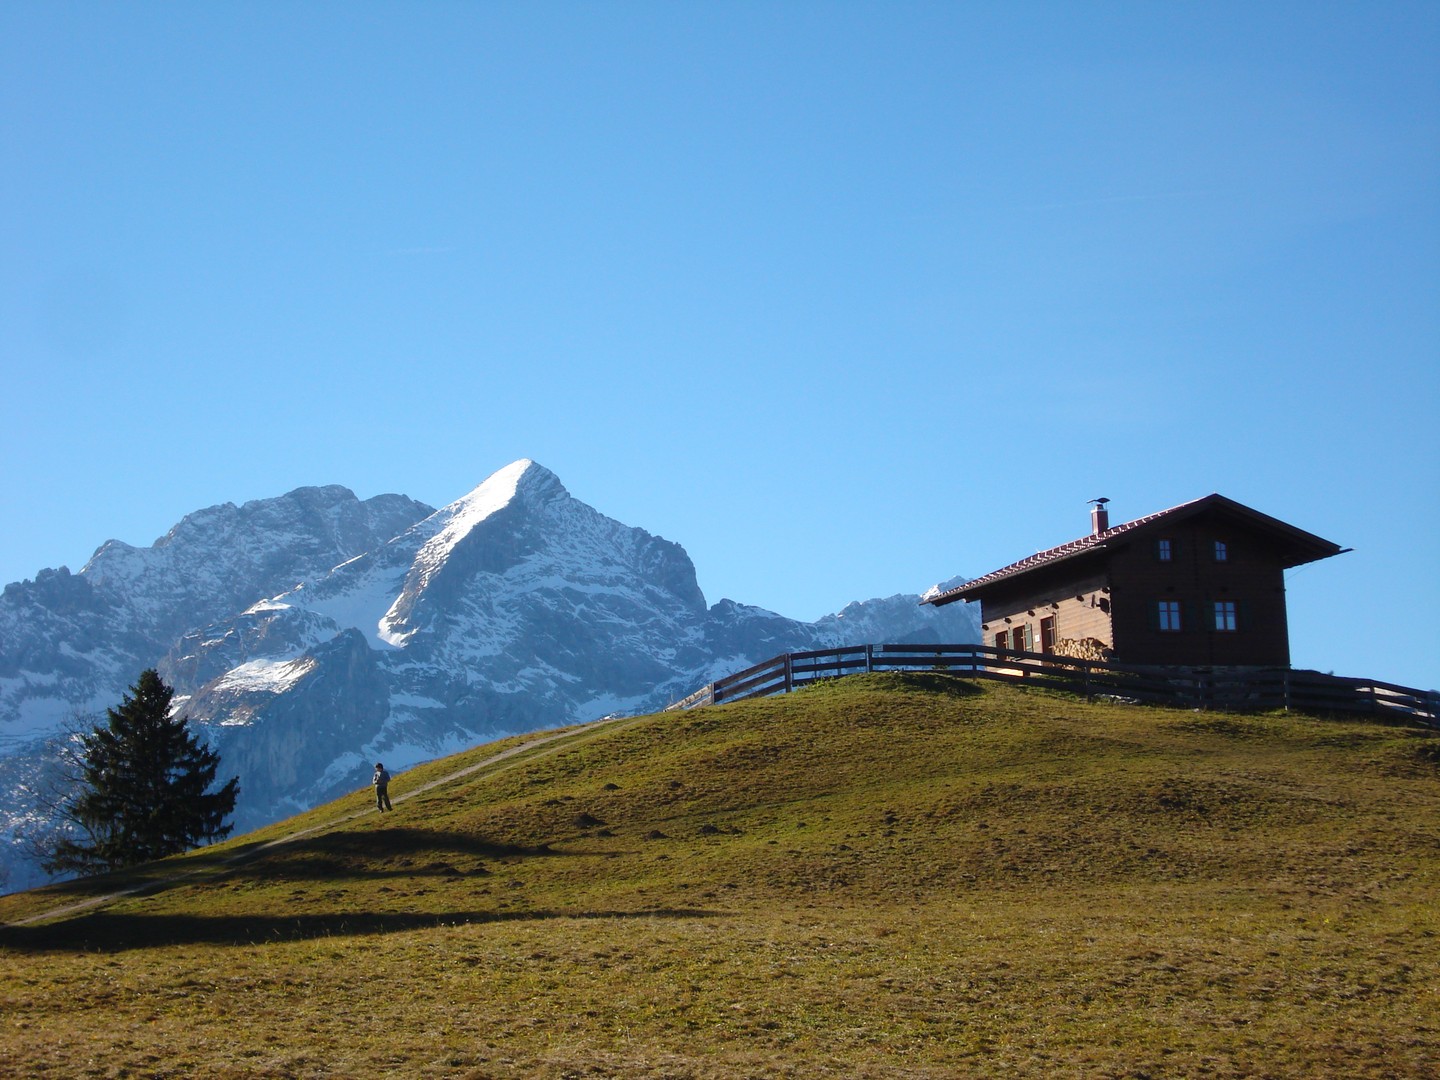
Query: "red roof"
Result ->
[[924, 494, 1344, 607]]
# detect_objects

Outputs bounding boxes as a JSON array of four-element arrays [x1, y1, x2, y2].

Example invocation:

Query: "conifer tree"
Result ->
[[44, 669, 240, 876]]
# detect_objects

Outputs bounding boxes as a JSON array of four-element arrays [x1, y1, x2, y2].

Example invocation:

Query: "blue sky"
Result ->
[[2, 2, 1436, 689]]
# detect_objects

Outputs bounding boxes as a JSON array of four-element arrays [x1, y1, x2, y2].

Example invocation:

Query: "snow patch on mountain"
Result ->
[[214, 657, 317, 695], [307, 560, 416, 650]]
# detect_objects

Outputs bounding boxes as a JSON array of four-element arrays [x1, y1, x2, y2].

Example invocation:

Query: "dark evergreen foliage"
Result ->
[[44, 670, 240, 876]]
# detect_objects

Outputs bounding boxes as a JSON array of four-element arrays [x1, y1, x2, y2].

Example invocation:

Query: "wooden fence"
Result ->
[[665, 643, 1439, 726]]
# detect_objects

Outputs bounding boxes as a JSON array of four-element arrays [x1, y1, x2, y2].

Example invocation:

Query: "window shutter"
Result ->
[[1147, 601, 1159, 631], [1239, 600, 1254, 631]]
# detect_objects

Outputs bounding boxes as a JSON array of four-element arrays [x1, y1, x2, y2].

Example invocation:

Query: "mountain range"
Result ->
[[0, 459, 975, 893]]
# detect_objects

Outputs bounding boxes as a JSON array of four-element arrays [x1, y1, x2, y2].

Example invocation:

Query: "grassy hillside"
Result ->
[[2, 673, 1438, 1078]]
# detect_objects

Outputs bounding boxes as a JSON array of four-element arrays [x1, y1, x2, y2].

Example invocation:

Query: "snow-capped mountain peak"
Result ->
[[378, 460, 568, 645], [409, 459, 559, 587], [0, 462, 977, 895]]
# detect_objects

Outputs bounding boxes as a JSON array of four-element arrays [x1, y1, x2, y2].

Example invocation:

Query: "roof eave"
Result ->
[[924, 543, 1111, 606]]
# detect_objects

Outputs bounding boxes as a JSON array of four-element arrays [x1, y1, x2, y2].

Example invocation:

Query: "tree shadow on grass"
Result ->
[[0, 906, 725, 953], [17, 828, 557, 901], [243, 827, 558, 882]]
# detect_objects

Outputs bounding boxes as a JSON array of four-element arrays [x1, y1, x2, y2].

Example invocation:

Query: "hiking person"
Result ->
[[373, 762, 393, 812]]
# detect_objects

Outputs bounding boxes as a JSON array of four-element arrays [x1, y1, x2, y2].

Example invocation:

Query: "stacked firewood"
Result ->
[[1051, 637, 1114, 662]]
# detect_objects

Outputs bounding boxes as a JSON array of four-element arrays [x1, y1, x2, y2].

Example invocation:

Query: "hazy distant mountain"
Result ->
[[0, 460, 975, 893]]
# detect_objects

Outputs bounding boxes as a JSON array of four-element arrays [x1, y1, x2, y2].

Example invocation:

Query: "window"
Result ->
[[1214, 540, 1228, 562], [1001, 625, 1032, 651], [1157, 538, 1173, 561], [1213, 601, 1237, 632], [1157, 600, 1182, 632], [1040, 616, 1057, 654]]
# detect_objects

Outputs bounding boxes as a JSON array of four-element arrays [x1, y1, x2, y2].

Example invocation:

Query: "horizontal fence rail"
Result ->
[[664, 644, 1439, 726]]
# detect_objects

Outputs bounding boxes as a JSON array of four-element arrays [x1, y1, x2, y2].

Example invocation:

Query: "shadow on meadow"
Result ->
[[240, 826, 556, 881], [0, 905, 725, 953], [0, 828, 562, 927]]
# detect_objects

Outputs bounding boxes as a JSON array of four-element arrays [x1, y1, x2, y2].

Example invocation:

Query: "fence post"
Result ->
[[784, 653, 793, 694], [866, 644, 874, 673], [1283, 668, 1291, 712]]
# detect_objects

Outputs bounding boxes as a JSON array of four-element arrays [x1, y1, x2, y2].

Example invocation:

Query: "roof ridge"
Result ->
[[925, 493, 1341, 608], [962, 502, 1195, 585]]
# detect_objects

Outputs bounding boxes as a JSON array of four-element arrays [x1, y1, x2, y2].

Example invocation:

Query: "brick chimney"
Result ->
[[1090, 498, 1110, 535]]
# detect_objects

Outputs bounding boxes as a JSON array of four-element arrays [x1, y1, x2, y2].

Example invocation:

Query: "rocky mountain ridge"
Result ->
[[0, 460, 975, 893]]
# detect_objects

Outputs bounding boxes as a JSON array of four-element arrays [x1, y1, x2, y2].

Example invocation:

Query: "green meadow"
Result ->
[[3, 673, 1437, 1077]]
